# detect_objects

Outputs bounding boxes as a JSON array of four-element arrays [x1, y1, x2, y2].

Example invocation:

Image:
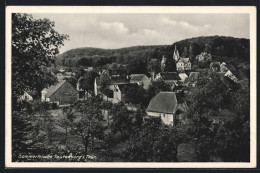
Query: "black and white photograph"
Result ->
[[5, 6, 257, 168]]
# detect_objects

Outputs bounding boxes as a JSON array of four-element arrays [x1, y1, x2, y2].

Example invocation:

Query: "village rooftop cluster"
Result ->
[[21, 45, 242, 126]]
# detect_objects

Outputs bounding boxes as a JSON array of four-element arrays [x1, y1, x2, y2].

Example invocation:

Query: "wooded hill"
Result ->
[[56, 36, 250, 68]]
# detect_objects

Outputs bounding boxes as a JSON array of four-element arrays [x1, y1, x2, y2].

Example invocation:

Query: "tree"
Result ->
[[182, 47, 188, 57], [124, 119, 180, 162], [189, 45, 194, 60], [186, 70, 229, 115], [12, 101, 41, 161], [204, 43, 212, 53], [165, 56, 176, 72], [78, 70, 99, 99], [12, 13, 69, 99], [231, 80, 250, 121], [99, 71, 111, 100], [216, 118, 250, 162], [110, 104, 133, 140], [126, 59, 148, 75], [121, 84, 146, 105], [59, 107, 74, 145], [72, 99, 105, 159], [186, 70, 249, 161], [146, 79, 171, 101]]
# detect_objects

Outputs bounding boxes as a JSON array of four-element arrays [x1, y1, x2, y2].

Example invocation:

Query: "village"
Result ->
[[21, 45, 242, 126], [12, 13, 250, 163], [15, 44, 250, 162]]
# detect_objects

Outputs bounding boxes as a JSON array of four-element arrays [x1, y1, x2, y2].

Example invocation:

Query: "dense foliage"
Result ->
[[124, 119, 180, 162], [186, 70, 250, 162], [12, 13, 68, 98], [56, 36, 249, 70]]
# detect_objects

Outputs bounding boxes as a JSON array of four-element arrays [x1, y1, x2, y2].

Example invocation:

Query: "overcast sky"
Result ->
[[32, 13, 249, 53]]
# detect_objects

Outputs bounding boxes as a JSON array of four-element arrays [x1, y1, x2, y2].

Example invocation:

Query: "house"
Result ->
[[130, 74, 151, 90], [155, 72, 182, 88], [146, 92, 188, 126], [95, 75, 139, 103], [196, 52, 212, 62], [210, 62, 221, 72], [172, 45, 192, 71], [19, 91, 33, 101], [108, 83, 138, 103], [176, 58, 192, 71], [41, 80, 79, 106]]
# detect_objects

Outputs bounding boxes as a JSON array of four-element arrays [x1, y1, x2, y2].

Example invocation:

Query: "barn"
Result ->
[[41, 80, 79, 106]]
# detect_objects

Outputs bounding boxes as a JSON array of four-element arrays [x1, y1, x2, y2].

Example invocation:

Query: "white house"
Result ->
[[176, 58, 192, 71], [146, 92, 188, 126]]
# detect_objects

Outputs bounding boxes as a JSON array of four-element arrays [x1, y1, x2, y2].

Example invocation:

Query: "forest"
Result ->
[[56, 36, 250, 69]]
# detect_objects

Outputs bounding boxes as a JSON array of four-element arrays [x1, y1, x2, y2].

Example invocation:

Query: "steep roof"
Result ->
[[178, 58, 190, 64], [43, 80, 67, 98], [179, 73, 188, 81], [146, 92, 178, 114], [160, 72, 181, 81]]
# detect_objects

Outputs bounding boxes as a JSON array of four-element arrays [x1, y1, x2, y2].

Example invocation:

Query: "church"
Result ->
[[173, 45, 192, 71]]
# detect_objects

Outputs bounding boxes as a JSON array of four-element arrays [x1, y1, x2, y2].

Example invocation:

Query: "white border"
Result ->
[[5, 6, 257, 168]]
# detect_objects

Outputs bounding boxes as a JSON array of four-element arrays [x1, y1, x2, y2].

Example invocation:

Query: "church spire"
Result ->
[[173, 45, 179, 62]]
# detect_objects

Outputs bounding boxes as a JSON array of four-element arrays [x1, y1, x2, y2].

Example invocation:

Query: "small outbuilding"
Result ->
[[41, 80, 79, 106]]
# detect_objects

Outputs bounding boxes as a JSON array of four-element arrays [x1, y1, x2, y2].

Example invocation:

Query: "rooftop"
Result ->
[[146, 92, 178, 114], [42, 80, 67, 98]]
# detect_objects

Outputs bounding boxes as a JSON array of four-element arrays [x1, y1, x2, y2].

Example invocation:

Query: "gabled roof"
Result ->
[[179, 73, 188, 81], [160, 72, 181, 81], [146, 92, 178, 114], [177, 58, 190, 64], [43, 80, 67, 98]]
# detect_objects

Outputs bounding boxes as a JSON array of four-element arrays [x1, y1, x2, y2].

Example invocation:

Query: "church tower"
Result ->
[[173, 45, 180, 62]]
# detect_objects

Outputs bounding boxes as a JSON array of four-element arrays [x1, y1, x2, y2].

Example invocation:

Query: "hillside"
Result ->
[[56, 36, 250, 68]]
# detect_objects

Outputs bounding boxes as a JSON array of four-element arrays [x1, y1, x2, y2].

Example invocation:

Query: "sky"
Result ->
[[32, 13, 249, 53]]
